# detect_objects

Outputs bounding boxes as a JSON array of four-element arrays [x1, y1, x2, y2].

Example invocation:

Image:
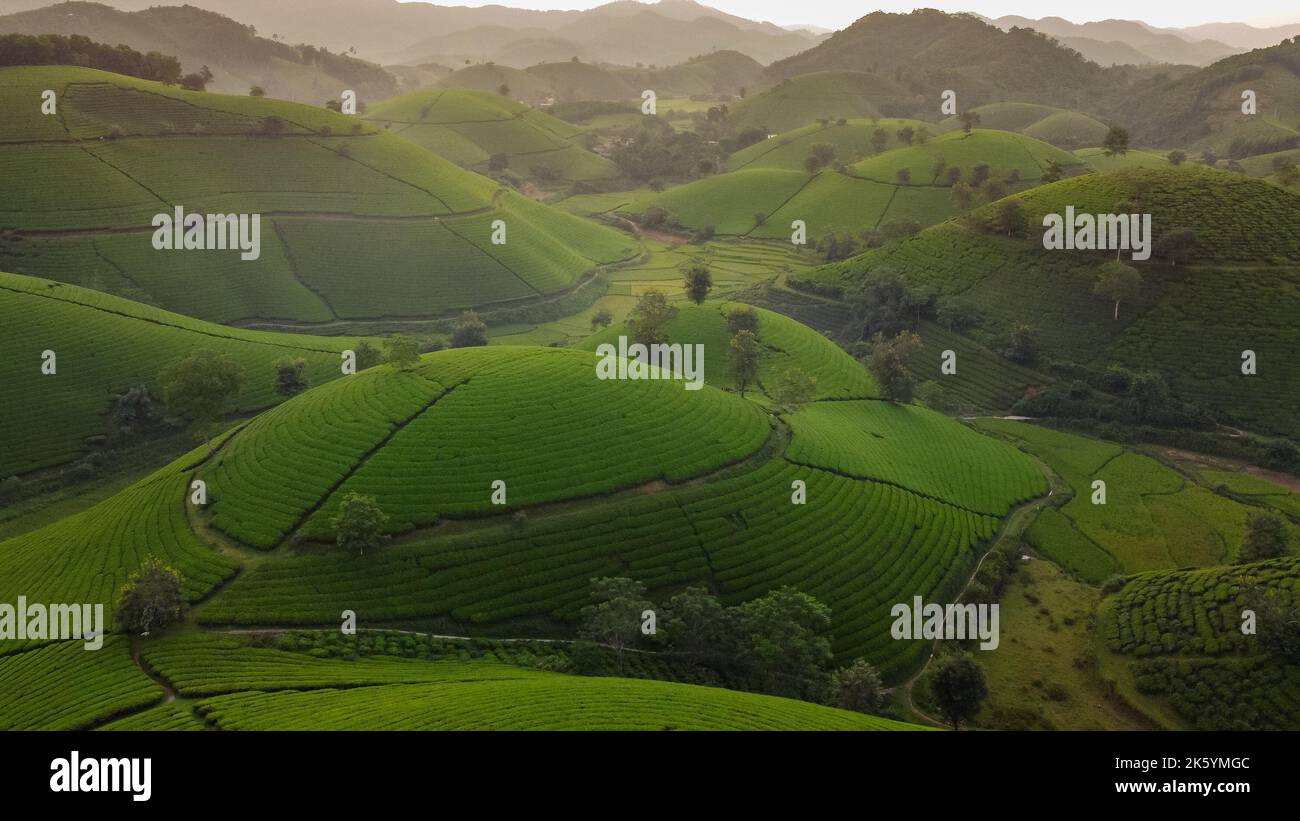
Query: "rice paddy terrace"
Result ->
[[0, 66, 636, 325]]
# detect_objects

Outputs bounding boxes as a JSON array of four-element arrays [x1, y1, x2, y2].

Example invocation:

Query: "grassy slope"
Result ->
[[807, 166, 1300, 436], [0, 66, 633, 323], [366, 88, 617, 181], [0, 271, 360, 476]]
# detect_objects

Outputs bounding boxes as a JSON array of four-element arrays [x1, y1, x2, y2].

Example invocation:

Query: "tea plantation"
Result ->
[[0, 66, 635, 323]]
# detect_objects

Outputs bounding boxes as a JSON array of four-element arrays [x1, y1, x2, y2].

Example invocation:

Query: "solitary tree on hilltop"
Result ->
[[1239, 512, 1290, 563], [1103, 125, 1130, 157], [958, 110, 980, 134]]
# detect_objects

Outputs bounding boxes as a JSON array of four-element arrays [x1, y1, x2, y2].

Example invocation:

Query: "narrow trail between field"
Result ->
[[130, 637, 177, 705], [891, 475, 1054, 727]]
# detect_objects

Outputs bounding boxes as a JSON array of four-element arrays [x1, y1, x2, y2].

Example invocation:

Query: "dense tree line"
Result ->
[[0, 34, 182, 84]]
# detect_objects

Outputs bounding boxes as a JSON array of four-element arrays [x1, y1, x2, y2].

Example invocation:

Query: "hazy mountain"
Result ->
[[2, 0, 820, 65], [0, 2, 397, 101], [767, 10, 1108, 111], [991, 15, 1240, 65], [1178, 21, 1300, 50]]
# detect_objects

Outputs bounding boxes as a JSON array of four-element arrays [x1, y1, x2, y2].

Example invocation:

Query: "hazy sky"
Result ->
[[401, 1, 1300, 30]]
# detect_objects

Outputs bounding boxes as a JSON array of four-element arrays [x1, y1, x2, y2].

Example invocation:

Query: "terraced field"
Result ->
[[850, 130, 1081, 185], [366, 88, 617, 181], [0, 638, 161, 730], [193, 673, 922, 730], [0, 271, 360, 476], [203, 346, 771, 547], [1101, 557, 1300, 730], [579, 302, 877, 398], [803, 167, 1300, 437], [977, 420, 1293, 581], [0, 65, 634, 323], [727, 118, 947, 172]]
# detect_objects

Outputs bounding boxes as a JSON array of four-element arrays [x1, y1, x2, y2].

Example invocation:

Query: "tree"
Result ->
[[728, 329, 761, 397], [1153, 229, 1198, 267], [1094, 261, 1142, 320], [805, 142, 835, 172], [1103, 125, 1130, 157], [930, 653, 988, 729], [950, 181, 973, 209], [248, 85, 265, 97], [1040, 160, 1065, 184], [579, 577, 652, 674], [626, 290, 677, 346], [1276, 159, 1300, 187], [1245, 588, 1300, 663], [832, 658, 884, 713], [683, 265, 712, 305], [354, 340, 383, 370], [1167, 149, 1186, 166], [274, 357, 309, 395], [590, 308, 613, 331], [991, 199, 1026, 237], [866, 331, 921, 402], [849, 268, 922, 338], [870, 128, 888, 153], [158, 350, 243, 441], [971, 162, 990, 188], [935, 295, 979, 332], [488, 152, 508, 171], [736, 586, 833, 699], [958, 110, 980, 134], [944, 166, 962, 186], [109, 385, 159, 439], [383, 335, 421, 369], [931, 156, 948, 182], [772, 368, 817, 412], [726, 306, 760, 336], [895, 125, 915, 145], [895, 167, 911, 185], [450, 311, 489, 348], [332, 492, 388, 556], [1001, 322, 1038, 365], [497, 83, 509, 96], [116, 556, 184, 635], [1240, 511, 1289, 562], [982, 180, 1006, 203], [663, 586, 743, 669], [179, 65, 213, 91], [1201, 149, 1217, 167], [1130, 370, 1169, 422]]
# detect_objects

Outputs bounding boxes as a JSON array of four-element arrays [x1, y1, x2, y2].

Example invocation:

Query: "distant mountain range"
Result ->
[[0, 0, 825, 66]]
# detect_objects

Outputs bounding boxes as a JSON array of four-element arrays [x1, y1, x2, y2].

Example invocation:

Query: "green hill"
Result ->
[[0, 3, 398, 104], [727, 117, 946, 172], [0, 66, 635, 324], [957, 103, 1111, 150], [618, 50, 765, 99], [0, 271, 359, 476], [802, 165, 1300, 437], [0, 342, 1044, 677], [631, 129, 1079, 242], [728, 71, 914, 133], [366, 88, 617, 181], [525, 61, 637, 102]]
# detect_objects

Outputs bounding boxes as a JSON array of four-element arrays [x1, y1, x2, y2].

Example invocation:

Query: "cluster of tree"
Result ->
[[578, 578, 881, 709], [1014, 364, 1216, 430], [1239, 512, 1291, 563], [609, 119, 724, 182], [0, 34, 182, 84]]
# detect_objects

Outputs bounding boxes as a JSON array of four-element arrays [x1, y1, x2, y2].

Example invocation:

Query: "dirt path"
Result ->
[[891, 482, 1054, 726], [130, 638, 177, 704]]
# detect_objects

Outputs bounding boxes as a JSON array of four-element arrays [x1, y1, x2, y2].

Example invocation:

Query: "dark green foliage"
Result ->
[[930, 653, 988, 729], [578, 577, 653, 674], [158, 349, 243, 440], [274, 357, 309, 395], [332, 492, 388, 556], [0, 33, 181, 83], [116, 556, 184, 635], [450, 311, 489, 349]]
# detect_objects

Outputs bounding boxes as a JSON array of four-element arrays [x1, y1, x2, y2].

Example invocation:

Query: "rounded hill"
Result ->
[[0, 65, 635, 324]]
